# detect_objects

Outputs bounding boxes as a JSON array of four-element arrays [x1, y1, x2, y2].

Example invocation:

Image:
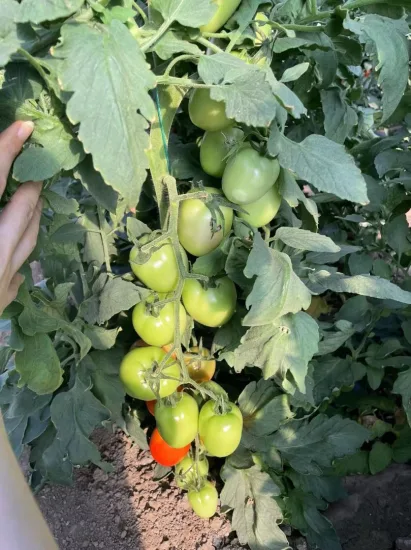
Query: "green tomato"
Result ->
[[238, 184, 281, 227], [222, 147, 280, 205], [189, 89, 232, 132], [175, 455, 209, 490], [231, 49, 267, 67], [200, 0, 242, 33], [155, 393, 199, 448], [129, 235, 188, 293], [254, 12, 271, 45], [199, 400, 243, 457], [132, 294, 187, 347], [188, 481, 218, 519], [178, 187, 233, 257], [182, 277, 236, 328], [200, 127, 244, 177], [119, 346, 180, 401]]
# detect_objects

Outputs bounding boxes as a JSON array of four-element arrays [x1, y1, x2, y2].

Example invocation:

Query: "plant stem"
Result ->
[[131, 0, 147, 21], [141, 18, 173, 53], [284, 23, 325, 32], [298, 10, 333, 23], [97, 207, 112, 273], [17, 48, 50, 84], [196, 36, 224, 53], [164, 54, 199, 78], [156, 75, 213, 89], [203, 31, 232, 39], [344, 0, 388, 8], [308, 0, 317, 15]]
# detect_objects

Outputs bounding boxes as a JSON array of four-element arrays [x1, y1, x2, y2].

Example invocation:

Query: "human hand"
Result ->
[[0, 121, 42, 315]]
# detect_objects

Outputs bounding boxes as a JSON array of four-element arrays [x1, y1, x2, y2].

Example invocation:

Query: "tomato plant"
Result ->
[[129, 235, 187, 293], [182, 277, 237, 327], [187, 481, 218, 519], [178, 187, 233, 257], [2, 1, 411, 548], [150, 428, 190, 467], [184, 347, 216, 383], [132, 295, 187, 347], [200, 127, 244, 177], [155, 392, 199, 448], [222, 147, 281, 205], [175, 455, 209, 490], [120, 347, 180, 401], [199, 400, 243, 457]]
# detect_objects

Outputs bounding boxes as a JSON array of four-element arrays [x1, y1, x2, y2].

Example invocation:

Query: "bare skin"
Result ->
[[0, 121, 57, 549]]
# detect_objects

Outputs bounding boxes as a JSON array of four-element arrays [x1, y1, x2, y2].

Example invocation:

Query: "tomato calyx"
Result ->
[[142, 359, 181, 400]]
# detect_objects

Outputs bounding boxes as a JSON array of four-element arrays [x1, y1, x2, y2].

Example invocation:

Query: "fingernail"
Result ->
[[17, 120, 34, 141]]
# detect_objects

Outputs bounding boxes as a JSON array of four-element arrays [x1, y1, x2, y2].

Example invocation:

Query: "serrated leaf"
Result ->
[[150, 0, 217, 27], [13, 147, 61, 182], [279, 169, 319, 225], [273, 414, 369, 475], [0, 0, 21, 67], [212, 310, 247, 367], [51, 372, 110, 467], [124, 409, 148, 450], [311, 358, 357, 404], [309, 271, 411, 305], [53, 20, 156, 206], [18, 0, 85, 24], [264, 68, 307, 119], [288, 471, 345, 503], [30, 425, 74, 485], [74, 156, 118, 213], [83, 325, 120, 350], [393, 367, 411, 426], [153, 30, 202, 60], [344, 15, 409, 122], [234, 312, 319, 393], [321, 87, 358, 144], [220, 464, 288, 550], [243, 233, 311, 326], [303, 32, 338, 89], [275, 227, 340, 253], [274, 134, 369, 204], [15, 333, 63, 395], [198, 53, 278, 127], [306, 244, 362, 265], [369, 441, 392, 475]]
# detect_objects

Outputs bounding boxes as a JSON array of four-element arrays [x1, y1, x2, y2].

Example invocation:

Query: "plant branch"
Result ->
[[164, 54, 199, 78], [141, 19, 173, 52], [196, 36, 224, 53], [156, 75, 213, 89], [131, 0, 147, 21]]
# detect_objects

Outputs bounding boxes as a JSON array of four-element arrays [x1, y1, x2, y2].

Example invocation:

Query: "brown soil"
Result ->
[[36, 429, 245, 550]]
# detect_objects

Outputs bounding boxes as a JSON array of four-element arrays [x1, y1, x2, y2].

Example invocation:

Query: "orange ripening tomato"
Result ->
[[184, 347, 216, 383], [149, 428, 190, 467], [146, 400, 156, 416]]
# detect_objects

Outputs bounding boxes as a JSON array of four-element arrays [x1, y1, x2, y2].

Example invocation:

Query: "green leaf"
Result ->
[[53, 20, 156, 206], [306, 244, 362, 265], [153, 30, 202, 60], [273, 414, 369, 475], [15, 333, 63, 395], [13, 147, 62, 182], [18, 0, 85, 24], [311, 358, 358, 404], [220, 464, 288, 550], [80, 349, 125, 428], [212, 310, 247, 367], [50, 372, 110, 468], [74, 156, 118, 213], [0, 0, 21, 67], [243, 233, 311, 326], [334, 450, 370, 475], [124, 409, 149, 450], [303, 32, 338, 89], [369, 441, 392, 475], [193, 246, 227, 277], [30, 425, 74, 485], [265, 69, 307, 119], [198, 53, 278, 127], [234, 312, 319, 393], [344, 15, 409, 122], [225, 240, 253, 291], [392, 426, 411, 463], [275, 134, 369, 204], [393, 367, 411, 426], [150, 0, 217, 27], [288, 471, 345, 503], [309, 271, 411, 305], [279, 169, 319, 225], [317, 323, 356, 357], [281, 62, 309, 83], [383, 215, 411, 257], [275, 227, 340, 253], [348, 252, 373, 275], [374, 149, 411, 177], [83, 325, 120, 350], [321, 87, 358, 144]]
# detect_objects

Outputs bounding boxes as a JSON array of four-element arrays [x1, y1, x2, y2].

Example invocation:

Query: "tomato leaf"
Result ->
[[344, 15, 409, 122], [15, 333, 63, 395], [18, 0, 85, 24], [150, 0, 217, 28], [321, 87, 358, 144], [234, 312, 319, 392], [275, 227, 340, 253], [273, 414, 369, 475], [393, 367, 411, 425], [243, 233, 311, 326], [74, 157, 118, 214], [0, 0, 21, 67], [153, 30, 202, 60], [220, 464, 288, 550], [53, 20, 156, 206]]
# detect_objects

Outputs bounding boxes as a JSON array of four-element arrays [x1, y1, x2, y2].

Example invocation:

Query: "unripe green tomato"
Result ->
[[182, 277, 237, 328], [230, 50, 267, 67], [129, 235, 188, 293], [178, 187, 233, 257], [132, 294, 187, 347], [119, 346, 180, 401], [155, 393, 199, 448], [188, 481, 218, 518], [254, 12, 271, 45], [189, 89, 232, 132], [200, 0, 242, 33], [200, 127, 244, 177], [238, 184, 281, 227], [175, 455, 209, 489], [222, 148, 280, 205], [199, 400, 243, 457]]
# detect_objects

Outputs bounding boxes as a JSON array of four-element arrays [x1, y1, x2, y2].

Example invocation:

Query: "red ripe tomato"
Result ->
[[149, 428, 190, 467]]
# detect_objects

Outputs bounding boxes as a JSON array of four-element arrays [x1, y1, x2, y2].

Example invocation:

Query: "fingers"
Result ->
[[0, 121, 34, 195], [7, 272, 25, 302], [11, 198, 42, 273], [0, 181, 42, 258]]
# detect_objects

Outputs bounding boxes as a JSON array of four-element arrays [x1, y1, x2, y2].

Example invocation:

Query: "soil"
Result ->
[[36, 429, 245, 550]]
